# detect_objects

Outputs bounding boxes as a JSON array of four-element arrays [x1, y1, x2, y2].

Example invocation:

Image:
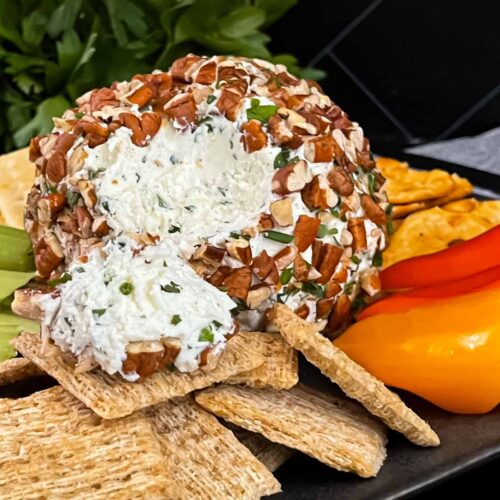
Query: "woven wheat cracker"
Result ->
[[196, 384, 387, 478], [271, 304, 440, 447], [0, 386, 173, 498], [226, 332, 298, 389], [0, 357, 44, 386], [146, 396, 280, 498], [12, 331, 267, 419]]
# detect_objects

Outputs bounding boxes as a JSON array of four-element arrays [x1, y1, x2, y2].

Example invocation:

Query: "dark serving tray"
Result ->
[[2, 153, 499, 499], [273, 152, 500, 499]]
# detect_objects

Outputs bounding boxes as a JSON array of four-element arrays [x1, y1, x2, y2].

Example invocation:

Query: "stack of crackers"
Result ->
[[378, 157, 500, 268], [0, 306, 439, 498]]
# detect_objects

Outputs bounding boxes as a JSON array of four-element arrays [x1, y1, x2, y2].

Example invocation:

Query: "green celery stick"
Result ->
[[0, 324, 20, 361], [0, 269, 36, 302], [0, 225, 35, 272], [0, 309, 40, 333]]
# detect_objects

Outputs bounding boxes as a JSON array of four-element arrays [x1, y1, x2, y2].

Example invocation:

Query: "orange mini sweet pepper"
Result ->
[[334, 287, 500, 414]]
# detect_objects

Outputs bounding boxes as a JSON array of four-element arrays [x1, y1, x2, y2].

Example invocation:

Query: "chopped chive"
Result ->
[[160, 281, 181, 293], [47, 273, 72, 287], [207, 95, 217, 104], [263, 230, 294, 244], [230, 298, 248, 315], [75, 267, 85, 273], [344, 282, 355, 295], [163, 260, 168, 267], [280, 268, 293, 285], [386, 204, 394, 234], [212, 320, 223, 328], [92, 308, 106, 317], [274, 149, 290, 169], [171, 314, 182, 325], [198, 326, 214, 342], [157, 195, 169, 208], [372, 252, 383, 268], [301, 282, 324, 298], [168, 225, 181, 234], [102, 201, 110, 213], [351, 255, 361, 265], [367, 172, 377, 197], [119, 281, 133, 295], [135, 173, 141, 182]]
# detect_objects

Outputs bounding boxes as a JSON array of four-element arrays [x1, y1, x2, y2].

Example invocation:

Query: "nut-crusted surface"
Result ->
[[12, 331, 268, 419], [0, 386, 173, 498], [226, 332, 298, 389], [196, 384, 387, 478], [272, 304, 440, 447], [0, 357, 44, 386], [145, 396, 281, 498]]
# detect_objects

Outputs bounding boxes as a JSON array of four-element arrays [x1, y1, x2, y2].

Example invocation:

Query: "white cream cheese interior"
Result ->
[[41, 237, 235, 380]]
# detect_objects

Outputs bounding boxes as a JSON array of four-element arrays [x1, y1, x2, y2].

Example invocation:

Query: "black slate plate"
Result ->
[[2, 153, 499, 499], [271, 153, 500, 499]]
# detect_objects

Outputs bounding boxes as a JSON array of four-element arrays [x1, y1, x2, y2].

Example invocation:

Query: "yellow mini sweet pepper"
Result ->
[[334, 287, 500, 414]]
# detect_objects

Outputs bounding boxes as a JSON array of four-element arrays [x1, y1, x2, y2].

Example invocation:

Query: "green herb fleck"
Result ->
[[230, 298, 248, 315], [386, 204, 394, 234], [317, 224, 339, 239], [301, 282, 324, 298], [168, 225, 181, 234], [263, 230, 294, 244], [212, 320, 223, 328], [246, 98, 278, 123], [161, 281, 181, 293], [372, 252, 383, 268], [171, 314, 182, 326], [330, 209, 340, 218], [351, 255, 361, 265], [74, 112, 84, 119], [367, 172, 377, 197], [67, 191, 80, 208], [92, 308, 106, 317], [207, 95, 217, 104], [157, 195, 169, 208], [344, 282, 355, 295], [102, 201, 110, 213], [119, 281, 133, 295], [47, 273, 72, 287], [280, 268, 293, 285], [199, 326, 214, 343]]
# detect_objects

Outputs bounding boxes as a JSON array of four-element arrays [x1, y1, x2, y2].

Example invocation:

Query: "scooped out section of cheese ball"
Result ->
[[24, 54, 388, 380]]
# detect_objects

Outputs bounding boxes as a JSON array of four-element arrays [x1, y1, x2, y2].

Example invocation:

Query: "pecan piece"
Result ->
[[252, 250, 274, 280], [241, 119, 267, 152], [226, 238, 252, 265], [301, 174, 338, 210], [360, 194, 387, 226], [246, 284, 272, 309], [316, 243, 343, 284], [270, 198, 293, 226], [164, 93, 197, 127], [293, 253, 310, 281], [304, 134, 335, 162], [258, 213, 274, 231], [360, 268, 381, 296], [45, 133, 76, 182], [76, 206, 93, 238], [193, 61, 217, 84], [316, 297, 334, 319], [207, 265, 232, 287], [268, 115, 303, 149], [171, 55, 202, 82], [34, 233, 64, 277], [327, 294, 352, 333], [193, 244, 226, 266], [216, 86, 243, 121], [294, 215, 320, 252], [327, 166, 354, 196], [272, 160, 312, 195], [273, 246, 297, 270], [347, 218, 367, 253], [223, 266, 252, 300], [128, 84, 154, 107], [295, 303, 310, 320], [37, 193, 66, 224]]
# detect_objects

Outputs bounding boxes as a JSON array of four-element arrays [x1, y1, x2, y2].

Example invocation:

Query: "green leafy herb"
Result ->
[[212, 320, 222, 328], [279, 268, 293, 285], [301, 282, 324, 298], [230, 297, 248, 315], [198, 325, 214, 343], [263, 230, 294, 244], [168, 225, 181, 234], [66, 191, 80, 208], [386, 204, 394, 235], [273, 149, 298, 169], [92, 308, 106, 317], [372, 251, 383, 268], [246, 98, 278, 123], [171, 314, 182, 325], [344, 282, 355, 295], [317, 224, 339, 239], [206, 95, 217, 104], [0, 0, 322, 152], [351, 255, 361, 265], [102, 201, 110, 213], [330, 209, 340, 218], [47, 273, 72, 287], [119, 281, 133, 295], [160, 281, 181, 293]]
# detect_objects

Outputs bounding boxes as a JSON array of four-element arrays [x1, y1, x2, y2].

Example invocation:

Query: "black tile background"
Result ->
[[268, 0, 500, 150]]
